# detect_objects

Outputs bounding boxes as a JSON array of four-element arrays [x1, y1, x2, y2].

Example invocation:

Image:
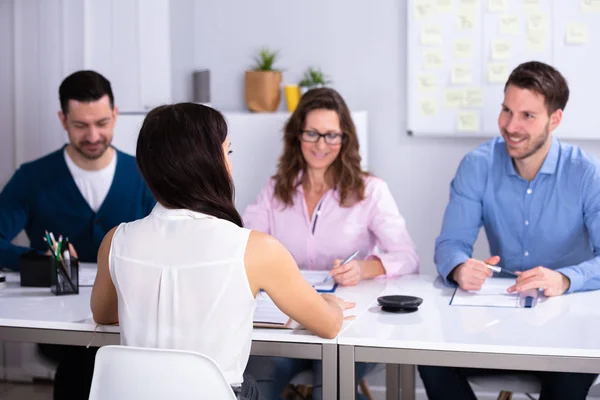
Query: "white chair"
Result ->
[[89, 345, 236, 400]]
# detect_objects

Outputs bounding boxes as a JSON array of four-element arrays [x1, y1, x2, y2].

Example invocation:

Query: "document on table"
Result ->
[[450, 277, 528, 308], [300, 270, 337, 292], [253, 292, 292, 328], [79, 263, 98, 287]]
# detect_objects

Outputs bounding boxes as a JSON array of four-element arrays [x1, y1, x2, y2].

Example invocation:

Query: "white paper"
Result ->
[[78, 262, 98, 287], [254, 292, 290, 325], [300, 270, 336, 292], [451, 278, 520, 307]]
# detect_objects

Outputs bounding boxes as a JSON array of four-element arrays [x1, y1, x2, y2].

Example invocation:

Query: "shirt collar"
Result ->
[[504, 137, 560, 177], [538, 137, 560, 175], [152, 202, 213, 219]]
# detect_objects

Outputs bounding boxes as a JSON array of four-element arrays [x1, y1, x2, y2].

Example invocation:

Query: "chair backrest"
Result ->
[[89, 345, 237, 400]]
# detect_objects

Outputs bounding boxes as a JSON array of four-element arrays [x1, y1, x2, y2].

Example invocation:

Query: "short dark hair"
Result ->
[[504, 61, 569, 114], [136, 103, 242, 227], [59, 70, 114, 114]]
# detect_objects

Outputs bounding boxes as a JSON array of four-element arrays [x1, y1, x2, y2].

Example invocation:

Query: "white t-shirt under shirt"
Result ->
[[64, 148, 117, 212]]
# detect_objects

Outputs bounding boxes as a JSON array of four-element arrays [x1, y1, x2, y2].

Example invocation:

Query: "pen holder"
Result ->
[[50, 257, 79, 296]]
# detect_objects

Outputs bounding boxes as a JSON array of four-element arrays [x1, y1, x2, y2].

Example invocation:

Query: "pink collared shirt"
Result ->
[[243, 175, 420, 277]]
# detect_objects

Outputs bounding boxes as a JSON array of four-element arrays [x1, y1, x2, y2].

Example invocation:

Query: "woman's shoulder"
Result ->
[[362, 174, 389, 197]]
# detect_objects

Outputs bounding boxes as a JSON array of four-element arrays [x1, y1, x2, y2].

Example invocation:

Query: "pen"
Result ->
[[485, 263, 518, 277], [320, 250, 360, 285]]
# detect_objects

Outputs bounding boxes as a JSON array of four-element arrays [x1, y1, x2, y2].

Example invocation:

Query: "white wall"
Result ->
[[174, 0, 600, 275], [173, 0, 484, 273]]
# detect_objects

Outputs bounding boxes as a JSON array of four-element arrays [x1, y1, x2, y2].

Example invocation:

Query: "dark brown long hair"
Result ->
[[273, 87, 367, 207], [136, 103, 242, 227]]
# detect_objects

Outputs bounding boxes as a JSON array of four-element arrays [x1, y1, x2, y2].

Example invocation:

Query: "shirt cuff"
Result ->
[[556, 266, 582, 294], [437, 252, 470, 286]]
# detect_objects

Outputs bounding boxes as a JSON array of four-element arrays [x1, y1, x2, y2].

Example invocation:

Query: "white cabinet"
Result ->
[[84, 0, 171, 112]]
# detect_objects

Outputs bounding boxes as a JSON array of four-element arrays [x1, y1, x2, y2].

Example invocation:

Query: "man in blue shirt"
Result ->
[[0, 70, 155, 399], [419, 62, 599, 399]]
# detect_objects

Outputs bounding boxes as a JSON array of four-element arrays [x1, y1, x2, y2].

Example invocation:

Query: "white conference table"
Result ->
[[0, 267, 386, 400], [338, 275, 600, 400]]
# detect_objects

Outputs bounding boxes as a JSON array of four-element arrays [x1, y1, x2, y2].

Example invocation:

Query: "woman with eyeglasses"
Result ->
[[244, 88, 419, 400]]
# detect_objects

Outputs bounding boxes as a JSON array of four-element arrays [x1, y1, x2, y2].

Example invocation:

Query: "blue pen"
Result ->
[[320, 250, 360, 285]]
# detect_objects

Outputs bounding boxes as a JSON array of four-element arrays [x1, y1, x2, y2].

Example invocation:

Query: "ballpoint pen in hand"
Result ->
[[485, 263, 518, 277], [319, 250, 361, 285]]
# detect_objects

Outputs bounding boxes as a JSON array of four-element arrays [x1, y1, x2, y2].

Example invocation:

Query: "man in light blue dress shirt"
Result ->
[[419, 62, 599, 399]]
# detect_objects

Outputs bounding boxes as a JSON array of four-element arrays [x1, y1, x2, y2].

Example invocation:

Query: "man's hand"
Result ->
[[451, 256, 500, 291], [507, 266, 570, 297]]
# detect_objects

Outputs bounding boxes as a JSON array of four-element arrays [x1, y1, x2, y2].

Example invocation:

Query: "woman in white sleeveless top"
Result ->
[[91, 103, 355, 400]]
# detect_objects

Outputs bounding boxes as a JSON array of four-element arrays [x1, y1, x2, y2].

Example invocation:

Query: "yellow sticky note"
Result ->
[[459, 0, 479, 13], [581, 0, 600, 12], [528, 13, 549, 32], [445, 89, 464, 108], [436, 0, 453, 13], [499, 15, 520, 35], [566, 23, 589, 44], [414, 0, 435, 19], [488, 0, 509, 12], [491, 40, 511, 60], [488, 63, 509, 83], [423, 49, 444, 69], [454, 39, 473, 59], [522, 0, 540, 11], [527, 31, 546, 51], [420, 99, 439, 116], [457, 12, 476, 30], [421, 25, 443, 45], [463, 88, 483, 108], [418, 73, 438, 91], [451, 65, 473, 84], [457, 111, 480, 132]]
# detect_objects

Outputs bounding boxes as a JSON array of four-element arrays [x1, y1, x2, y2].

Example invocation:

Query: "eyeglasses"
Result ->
[[300, 130, 345, 145]]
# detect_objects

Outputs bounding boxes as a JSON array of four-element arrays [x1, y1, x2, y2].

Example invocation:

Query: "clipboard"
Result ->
[[300, 270, 337, 293], [253, 292, 301, 329]]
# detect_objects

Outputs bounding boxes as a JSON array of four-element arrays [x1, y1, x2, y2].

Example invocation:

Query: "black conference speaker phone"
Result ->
[[377, 295, 423, 313]]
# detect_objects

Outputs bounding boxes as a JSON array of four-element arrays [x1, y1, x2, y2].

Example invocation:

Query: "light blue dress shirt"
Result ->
[[435, 137, 600, 293]]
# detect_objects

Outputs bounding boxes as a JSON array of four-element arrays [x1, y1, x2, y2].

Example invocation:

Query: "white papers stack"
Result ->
[[253, 292, 290, 327], [450, 278, 520, 308], [300, 270, 336, 292], [78, 263, 98, 287]]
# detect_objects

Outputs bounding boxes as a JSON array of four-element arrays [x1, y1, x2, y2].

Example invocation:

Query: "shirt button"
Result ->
[[525, 220, 529, 225], [527, 188, 532, 194], [524, 251, 529, 256]]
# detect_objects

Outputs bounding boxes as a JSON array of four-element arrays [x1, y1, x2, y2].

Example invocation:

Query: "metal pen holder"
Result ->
[[50, 256, 79, 295]]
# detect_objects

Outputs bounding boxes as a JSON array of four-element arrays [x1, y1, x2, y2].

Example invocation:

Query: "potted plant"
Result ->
[[299, 67, 332, 94], [244, 48, 283, 112]]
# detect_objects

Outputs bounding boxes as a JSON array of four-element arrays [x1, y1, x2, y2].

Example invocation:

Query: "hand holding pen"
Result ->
[[327, 250, 362, 287], [452, 255, 501, 291]]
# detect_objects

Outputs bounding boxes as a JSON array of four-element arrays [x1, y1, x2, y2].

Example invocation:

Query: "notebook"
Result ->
[[300, 270, 337, 292], [253, 292, 293, 328]]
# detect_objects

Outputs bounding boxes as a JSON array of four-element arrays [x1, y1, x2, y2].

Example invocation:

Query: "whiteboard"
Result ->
[[407, 0, 600, 139], [113, 111, 369, 214]]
